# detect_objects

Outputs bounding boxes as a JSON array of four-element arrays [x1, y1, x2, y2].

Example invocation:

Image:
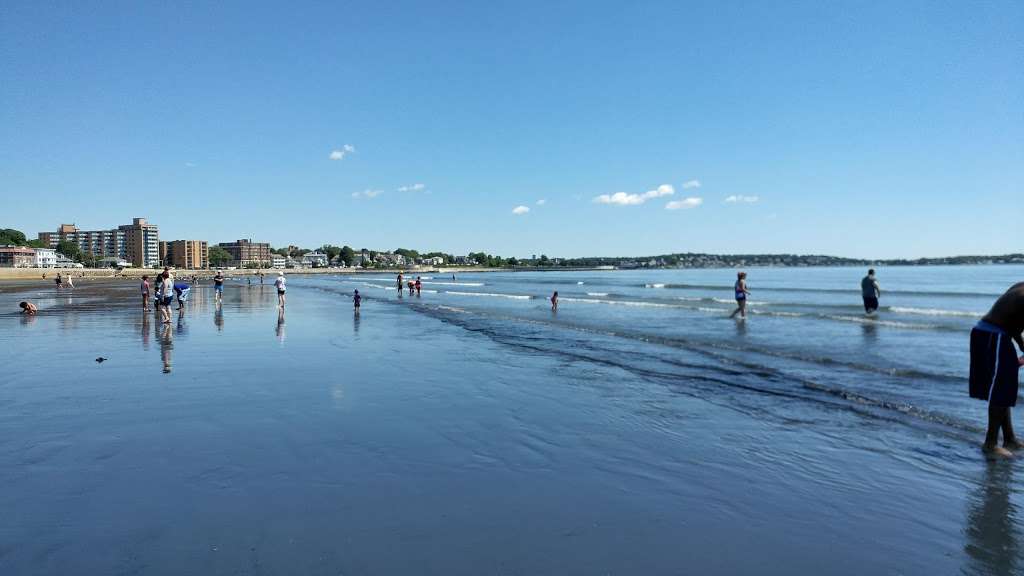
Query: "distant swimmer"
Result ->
[[353, 289, 362, 311], [19, 301, 37, 315], [274, 271, 287, 308], [971, 282, 1024, 458], [861, 269, 881, 314], [397, 273, 404, 294], [729, 272, 750, 319], [141, 275, 151, 311], [551, 291, 559, 311]]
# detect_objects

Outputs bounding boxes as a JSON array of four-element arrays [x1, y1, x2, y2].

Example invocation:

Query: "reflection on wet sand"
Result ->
[[964, 463, 1021, 576], [276, 308, 285, 344], [159, 323, 173, 374], [214, 304, 224, 331], [141, 312, 150, 350]]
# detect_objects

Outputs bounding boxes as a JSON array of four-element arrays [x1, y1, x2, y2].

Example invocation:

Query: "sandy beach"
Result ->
[[2, 266, 1021, 575]]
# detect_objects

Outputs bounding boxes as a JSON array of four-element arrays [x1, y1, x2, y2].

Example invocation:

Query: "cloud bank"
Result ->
[[351, 189, 382, 199], [329, 144, 356, 160], [512, 205, 530, 215], [725, 195, 759, 203], [665, 197, 703, 210], [593, 184, 675, 206]]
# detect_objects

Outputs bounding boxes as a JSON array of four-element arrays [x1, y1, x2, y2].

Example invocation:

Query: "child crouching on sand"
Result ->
[[20, 301, 37, 315]]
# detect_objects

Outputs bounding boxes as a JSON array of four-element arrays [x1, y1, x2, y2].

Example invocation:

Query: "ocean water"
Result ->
[[1, 265, 1022, 575]]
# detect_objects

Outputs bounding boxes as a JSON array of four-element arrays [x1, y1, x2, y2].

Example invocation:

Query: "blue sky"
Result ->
[[2, 1, 1021, 259]]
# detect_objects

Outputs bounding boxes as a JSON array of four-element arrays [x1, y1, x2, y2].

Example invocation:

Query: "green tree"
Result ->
[[539, 254, 550, 266], [0, 228, 28, 245], [340, 245, 356, 266], [321, 244, 342, 261], [209, 245, 233, 267], [26, 239, 45, 248], [508, 257, 519, 266], [56, 240, 81, 261]]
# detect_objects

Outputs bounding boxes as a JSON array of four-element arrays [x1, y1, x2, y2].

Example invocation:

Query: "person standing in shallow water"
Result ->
[[861, 269, 881, 314], [970, 282, 1024, 458], [729, 272, 750, 319], [551, 291, 558, 311], [274, 271, 286, 308], [397, 273, 404, 295]]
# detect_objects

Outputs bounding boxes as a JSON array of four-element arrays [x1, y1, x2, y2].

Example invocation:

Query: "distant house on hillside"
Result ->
[[302, 250, 329, 268]]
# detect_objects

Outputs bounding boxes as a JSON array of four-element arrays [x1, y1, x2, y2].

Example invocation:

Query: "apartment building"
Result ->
[[217, 239, 271, 268], [160, 240, 209, 270], [38, 218, 160, 267]]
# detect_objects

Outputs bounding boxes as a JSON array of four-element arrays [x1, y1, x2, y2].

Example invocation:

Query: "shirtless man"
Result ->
[[970, 282, 1024, 458]]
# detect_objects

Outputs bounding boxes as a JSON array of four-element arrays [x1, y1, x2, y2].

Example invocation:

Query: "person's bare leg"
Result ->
[[985, 404, 1014, 457], [1001, 407, 1022, 450]]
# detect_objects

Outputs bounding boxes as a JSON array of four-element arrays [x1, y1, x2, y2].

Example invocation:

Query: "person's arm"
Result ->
[[1014, 332, 1024, 353], [874, 280, 880, 297]]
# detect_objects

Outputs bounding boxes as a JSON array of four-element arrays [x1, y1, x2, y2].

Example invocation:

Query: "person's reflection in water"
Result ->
[[734, 317, 748, 337], [159, 323, 173, 374], [276, 307, 286, 344], [353, 309, 360, 336], [141, 311, 150, 350], [964, 463, 1020, 576], [214, 305, 224, 332], [176, 310, 187, 336], [860, 321, 878, 341], [20, 313, 37, 326]]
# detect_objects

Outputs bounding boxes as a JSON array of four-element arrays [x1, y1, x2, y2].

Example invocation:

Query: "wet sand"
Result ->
[[1, 275, 1021, 575]]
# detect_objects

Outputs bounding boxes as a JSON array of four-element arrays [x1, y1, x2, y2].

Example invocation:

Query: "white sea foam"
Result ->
[[645, 283, 666, 288], [587, 292, 609, 297], [888, 306, 981, 318], [560, 297, 675, 308], [424, 281, 485, 287], [577, 281, 585, 285], [446, 291, 532, 300]]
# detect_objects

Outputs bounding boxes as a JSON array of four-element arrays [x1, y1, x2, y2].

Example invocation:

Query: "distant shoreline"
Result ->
[[1, 259, 1022, 281]]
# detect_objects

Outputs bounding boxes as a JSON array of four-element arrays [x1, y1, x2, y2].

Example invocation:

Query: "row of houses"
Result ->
[[0, 246, 79, 268]]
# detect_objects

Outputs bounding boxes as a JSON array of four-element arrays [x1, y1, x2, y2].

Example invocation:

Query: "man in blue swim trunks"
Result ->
[[971, 282, 1024, 458], [213, 271, 224, 303]]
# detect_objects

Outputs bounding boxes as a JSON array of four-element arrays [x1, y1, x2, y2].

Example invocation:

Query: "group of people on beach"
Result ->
[[395, 273, 422, 296], [14, 266, 1024, 459]]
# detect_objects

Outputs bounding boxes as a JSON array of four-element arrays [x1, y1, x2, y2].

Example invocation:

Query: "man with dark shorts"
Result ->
[[970, 282, 1024, 458], [861, 269, 880, 314]]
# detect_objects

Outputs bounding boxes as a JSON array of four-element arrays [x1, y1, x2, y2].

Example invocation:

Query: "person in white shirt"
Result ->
[[274, 272, 286, 308]]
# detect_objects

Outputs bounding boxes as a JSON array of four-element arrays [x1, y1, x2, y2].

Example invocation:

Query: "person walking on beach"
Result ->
[[19, 301, 37, 315], [970, 283, 1024, 458], [157, 270, 174, 324], [274, 271, 287, 308], [353, 289, 361, 312], [397, 273, 404, 294], [141, 275, 151, 311], [861, 269, 881, 314], [65, 274, 74, 289], [54, 272, 62, 289], [729, 272, 751, 319], [415, 277, 422, 295], [551, 291, 559, 311], [213, 271, 225, 303]]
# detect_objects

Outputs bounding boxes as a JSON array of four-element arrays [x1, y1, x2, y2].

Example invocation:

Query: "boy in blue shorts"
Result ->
[[971, 282, 1024, 458]]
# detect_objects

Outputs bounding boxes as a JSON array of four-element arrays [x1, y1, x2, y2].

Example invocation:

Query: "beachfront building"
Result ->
[[33, 248, 57, 268], [160, 240, 209, 270], [301, 250, 329, 268], [217, 239, 271, 269], [98, 257, 131, 268], [38, 218, 160, 268], [0, 245, 37, 268], [271, 255, 286, 269]]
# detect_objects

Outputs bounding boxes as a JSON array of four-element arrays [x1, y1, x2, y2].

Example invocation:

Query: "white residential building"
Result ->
[[302, 250, 329, 268], [34, 247, 57, 268], [271, 255, 286, 269]]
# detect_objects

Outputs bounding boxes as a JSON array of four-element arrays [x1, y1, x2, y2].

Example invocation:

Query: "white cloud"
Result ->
[[682, 179, 701, 189], [665, 197, 703, 210], [725, 195, 759, 203], [593, 184, 675, 206], [512, 205, 530, 215], [536, 199, 546, 206], [329, 144, 356, 160], [397, 183, 426, 192], [351, 189, 383, 199]]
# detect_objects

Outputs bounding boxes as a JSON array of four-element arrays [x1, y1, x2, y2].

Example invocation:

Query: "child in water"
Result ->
[[19, 301, 37, 315], [353, 289, 361, 311], [551, 291, 558, 311]]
